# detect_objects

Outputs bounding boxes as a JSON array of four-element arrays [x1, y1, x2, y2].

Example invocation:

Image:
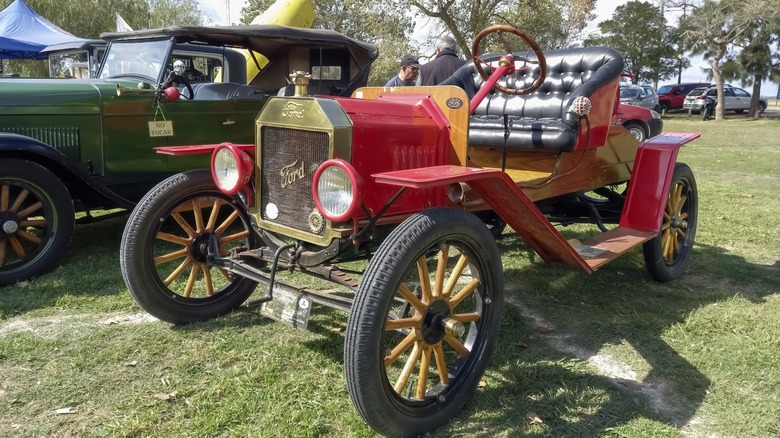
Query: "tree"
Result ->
[[678, 0, 770, 120], [720, 6, 780, 117], [408, 0, 596, 58], [584, 1, 681, 85], [241, 0, 416, 86]]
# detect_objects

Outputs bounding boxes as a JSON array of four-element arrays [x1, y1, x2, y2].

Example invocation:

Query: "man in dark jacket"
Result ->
[[417, 35, 466, 86]]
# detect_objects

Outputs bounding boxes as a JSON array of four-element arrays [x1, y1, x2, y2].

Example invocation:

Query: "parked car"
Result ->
[[42, 38, 248, 83], [0, 25, 378, 286], [120, 25, 700, 437], [613, 103, 663, 142], [683, 85, 768, 114], [42, 39, 247, 83], [619, 84, 659, 111], [656, 82, 710, 114]]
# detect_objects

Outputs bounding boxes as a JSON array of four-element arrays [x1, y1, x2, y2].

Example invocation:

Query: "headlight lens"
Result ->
[[211, 143, 252, 194], [312, 159, 364, 222], [317, 166, 353, 217]]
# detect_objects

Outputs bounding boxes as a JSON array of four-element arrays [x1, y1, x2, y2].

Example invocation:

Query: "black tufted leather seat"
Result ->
[[190, 82, 267, 100], [440, 47, 624, 152]]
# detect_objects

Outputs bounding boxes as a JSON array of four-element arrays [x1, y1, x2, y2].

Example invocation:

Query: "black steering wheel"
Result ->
[[161, 68, 194, 100], [471, 25, 547, 96]]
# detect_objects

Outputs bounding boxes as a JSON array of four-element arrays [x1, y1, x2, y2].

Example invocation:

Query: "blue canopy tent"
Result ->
[[0, 0, 85, 59]]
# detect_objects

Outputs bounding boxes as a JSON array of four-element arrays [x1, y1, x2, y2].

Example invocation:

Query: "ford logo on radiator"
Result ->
[[280, 160, 305, 188]]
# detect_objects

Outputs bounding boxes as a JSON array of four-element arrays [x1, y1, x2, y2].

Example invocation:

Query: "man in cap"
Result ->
[[385, 55, 420, 87]]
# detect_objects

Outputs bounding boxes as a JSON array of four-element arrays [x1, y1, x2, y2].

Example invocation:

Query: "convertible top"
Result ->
[[100, 24, 378, 65]]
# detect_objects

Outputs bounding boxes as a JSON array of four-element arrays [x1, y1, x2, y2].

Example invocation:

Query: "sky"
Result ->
[[198, 0, 778, 96]]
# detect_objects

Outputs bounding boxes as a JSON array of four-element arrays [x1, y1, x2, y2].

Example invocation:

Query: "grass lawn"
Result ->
[[1, 113, 779, 437]]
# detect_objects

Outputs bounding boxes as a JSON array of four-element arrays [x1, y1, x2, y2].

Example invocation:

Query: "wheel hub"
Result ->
[[190, 234, 214, 263], [421, 300, 451, 344], [1, 217, 19, 235]]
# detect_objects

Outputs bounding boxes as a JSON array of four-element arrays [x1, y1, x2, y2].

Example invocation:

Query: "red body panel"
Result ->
[[333, 96, 452, 217], [620, 132, 701, 231]]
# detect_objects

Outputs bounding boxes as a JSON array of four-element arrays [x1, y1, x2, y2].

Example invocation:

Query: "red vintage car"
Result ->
[[120, 25, 699, 437]]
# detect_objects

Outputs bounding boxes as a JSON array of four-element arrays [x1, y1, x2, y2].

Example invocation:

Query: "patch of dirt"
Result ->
[[505, 293, 703, 432], [0, 312, 158, 340]]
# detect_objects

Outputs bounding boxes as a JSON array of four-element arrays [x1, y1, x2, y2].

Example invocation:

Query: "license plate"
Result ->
[[260, 283, 313, 329]]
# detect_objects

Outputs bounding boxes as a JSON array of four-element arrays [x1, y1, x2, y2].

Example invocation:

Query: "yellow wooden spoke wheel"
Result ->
[[120, 170, 259, 324], [643, 163, 698, 282], [345, 208, 504, 437]]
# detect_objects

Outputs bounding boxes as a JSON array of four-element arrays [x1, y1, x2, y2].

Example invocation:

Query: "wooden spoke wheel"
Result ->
[[0, 159, 74, 286], [345, 208, 504, 437], [643, 163, 698, 282], [471, 24, 547, 96], [120, 170, 259, 324]]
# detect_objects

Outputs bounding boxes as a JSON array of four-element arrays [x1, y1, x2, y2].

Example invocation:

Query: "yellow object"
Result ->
[[216, 0, 315, 83]]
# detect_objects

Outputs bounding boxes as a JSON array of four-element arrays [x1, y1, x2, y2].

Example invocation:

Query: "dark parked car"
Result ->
[[656, 82, 710, 114], [0, 24, 377, 286], [683, 85, 767, 114]]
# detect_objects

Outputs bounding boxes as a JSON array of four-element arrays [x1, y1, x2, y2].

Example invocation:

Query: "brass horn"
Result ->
[[116, 83, 157, 96]]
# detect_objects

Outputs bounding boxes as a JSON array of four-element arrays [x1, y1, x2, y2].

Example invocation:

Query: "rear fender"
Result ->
[[0, 133, 134, 209], [620, 132, 701, 232]]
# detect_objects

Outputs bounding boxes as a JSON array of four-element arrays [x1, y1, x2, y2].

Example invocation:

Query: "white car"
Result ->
[[619, 84, 659, 111], [683, 85, 767, 114]]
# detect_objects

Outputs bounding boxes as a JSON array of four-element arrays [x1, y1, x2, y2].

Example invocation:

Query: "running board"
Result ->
[[576, 227, 657, 270]]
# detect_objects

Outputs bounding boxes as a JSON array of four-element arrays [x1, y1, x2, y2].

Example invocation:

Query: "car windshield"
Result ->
[[620, 88, 640, 98], [657, 85, 673, 95], [98, 39, 172, 82]]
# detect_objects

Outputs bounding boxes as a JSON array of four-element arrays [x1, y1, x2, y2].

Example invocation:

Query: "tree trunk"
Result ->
[[750, 73, 763, 118], [712, 43, 726, 121]]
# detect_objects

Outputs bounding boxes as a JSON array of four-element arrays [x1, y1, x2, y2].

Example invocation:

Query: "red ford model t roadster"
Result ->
[[120, 25, 699, 437]]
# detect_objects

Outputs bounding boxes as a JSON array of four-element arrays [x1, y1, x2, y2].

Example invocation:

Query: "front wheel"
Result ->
[[0, 159, 74, 286], [120, 170, 260, 324], [642, 163, 697, 282], [345, 208, 504, 437]]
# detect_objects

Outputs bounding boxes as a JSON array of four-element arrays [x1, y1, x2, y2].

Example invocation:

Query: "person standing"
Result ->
[[384, 55, 420, 87], [417, 35, 466, 86]]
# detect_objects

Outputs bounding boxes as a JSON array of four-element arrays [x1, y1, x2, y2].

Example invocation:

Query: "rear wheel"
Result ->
[[759, 102, 767, 114], [642, 163, 697, 282], [120, 170, 260, 324], [345, 208, 504, 437], [0, 159, 74, 286]]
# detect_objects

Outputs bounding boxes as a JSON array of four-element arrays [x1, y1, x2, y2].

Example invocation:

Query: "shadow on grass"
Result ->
[[427, 235, 778, 436]]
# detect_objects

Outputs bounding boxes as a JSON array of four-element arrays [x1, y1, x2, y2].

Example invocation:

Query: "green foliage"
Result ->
[[584, 1, 680, 84], [409, 0, 596, 57]]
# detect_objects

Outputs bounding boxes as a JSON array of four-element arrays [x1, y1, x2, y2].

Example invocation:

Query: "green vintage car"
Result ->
[[0, 24, 378, 286]]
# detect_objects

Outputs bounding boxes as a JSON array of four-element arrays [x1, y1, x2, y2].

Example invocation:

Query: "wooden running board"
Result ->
[[575, 227, 658, 270]]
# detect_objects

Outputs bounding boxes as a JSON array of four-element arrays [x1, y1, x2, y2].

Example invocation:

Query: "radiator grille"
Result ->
[[260, 126, 329, 235]]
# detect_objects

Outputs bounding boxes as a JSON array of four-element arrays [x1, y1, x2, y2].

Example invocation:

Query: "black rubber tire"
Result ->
[[660, 103, 670, 115], [642, 163, 697, 282], [0, 159, 74, 286], [624, 122, 647, 142], [345, 208, 504, 437], [701, 107, 710, 121], [759, 102, 767, 114], [120, 170, 259, 324]]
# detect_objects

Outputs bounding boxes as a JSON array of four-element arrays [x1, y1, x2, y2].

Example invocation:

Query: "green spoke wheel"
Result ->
[[0, 159, 73, 286], [345, 208, 504, 437]]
